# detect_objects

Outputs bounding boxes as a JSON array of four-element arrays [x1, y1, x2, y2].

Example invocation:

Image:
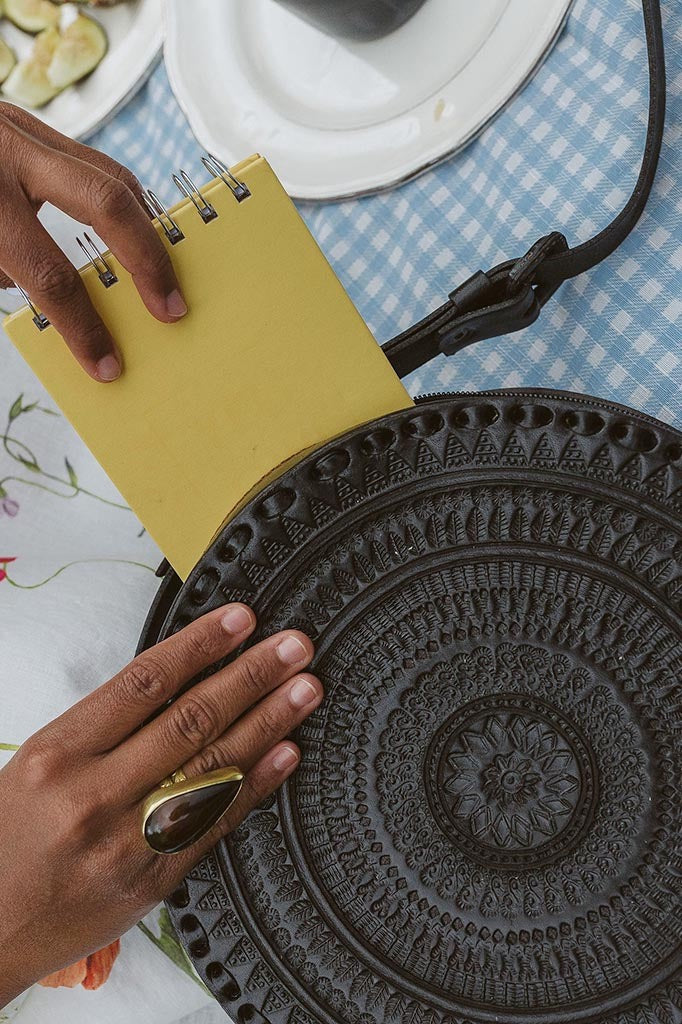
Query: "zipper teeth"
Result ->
[[415, 392, 463, 403], [414, 389, 680, 435]]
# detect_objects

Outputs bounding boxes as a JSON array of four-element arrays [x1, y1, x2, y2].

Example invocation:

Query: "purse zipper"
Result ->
[[413, 388, 677, 433]]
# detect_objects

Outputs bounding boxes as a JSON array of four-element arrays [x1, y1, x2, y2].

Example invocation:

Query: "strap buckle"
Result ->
[[438, 232, 568, 356]]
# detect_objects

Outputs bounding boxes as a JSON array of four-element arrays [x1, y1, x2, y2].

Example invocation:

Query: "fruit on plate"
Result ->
[[4, 0, 60, 34], [1, 10, 107, 106], [2, 25, 59, 106], [0, 36, 16, 83], [0, 0, 109, 108], [46, 13, 107, 89], [58, 1, 130, 6]]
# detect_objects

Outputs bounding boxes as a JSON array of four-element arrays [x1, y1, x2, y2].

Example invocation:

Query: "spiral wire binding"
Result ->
[[15, 285, 49, 331], [201, 153, 251, 202], [172, 170, 217, 222], [143, 190, 185, 245], [77, 233, 118, 287], [16, 153, 251, 329]]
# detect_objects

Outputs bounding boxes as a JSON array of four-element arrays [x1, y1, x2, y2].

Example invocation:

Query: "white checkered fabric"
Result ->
[[90, 0, 681, 424]]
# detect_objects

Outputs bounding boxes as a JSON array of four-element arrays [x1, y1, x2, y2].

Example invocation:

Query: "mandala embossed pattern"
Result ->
[[140, 392, 682, 1024], [428, 694, 596, 866]]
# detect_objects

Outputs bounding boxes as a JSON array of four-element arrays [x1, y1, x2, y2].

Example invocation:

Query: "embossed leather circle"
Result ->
[[425, 692, 598, 870], [139, 390, 682, 1024]]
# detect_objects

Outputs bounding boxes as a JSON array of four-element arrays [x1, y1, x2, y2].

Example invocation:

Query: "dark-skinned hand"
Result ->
[[0, 604, 321, 1005], [0, 101, 186, 382]]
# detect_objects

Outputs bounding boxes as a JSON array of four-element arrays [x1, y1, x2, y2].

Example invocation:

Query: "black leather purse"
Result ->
[[139, 4, 682, 1023]]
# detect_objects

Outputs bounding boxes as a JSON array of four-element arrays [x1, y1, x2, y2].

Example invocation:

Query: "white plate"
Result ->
[[0, 0, 163, 140], [165, 0, 572, 200]]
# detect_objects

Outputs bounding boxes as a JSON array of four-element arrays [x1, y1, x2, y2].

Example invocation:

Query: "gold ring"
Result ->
[[160, 768, 188, 788], [141, 765, 244, 855]]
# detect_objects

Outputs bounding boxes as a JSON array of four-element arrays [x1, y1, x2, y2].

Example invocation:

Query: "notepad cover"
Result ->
[[4, 155, 412, 579]]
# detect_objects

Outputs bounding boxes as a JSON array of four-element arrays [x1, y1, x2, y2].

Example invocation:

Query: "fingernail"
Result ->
[[166, 289, 188, 319], [221, 605, 253, 635], [289, 677, 319, 709], [276, 635, 307, 666], [273, 745, 298, 772], [96, 354, 121, 382]]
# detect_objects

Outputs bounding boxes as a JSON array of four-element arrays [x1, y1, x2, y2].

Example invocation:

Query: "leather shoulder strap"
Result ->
[[383, 0, 666, 378]]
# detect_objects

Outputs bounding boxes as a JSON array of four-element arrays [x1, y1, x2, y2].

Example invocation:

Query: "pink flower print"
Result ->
[[0, 557, 16, 582]]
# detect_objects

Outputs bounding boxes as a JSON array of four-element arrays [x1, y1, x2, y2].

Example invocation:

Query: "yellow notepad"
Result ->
[[5, 155, 412, 579]]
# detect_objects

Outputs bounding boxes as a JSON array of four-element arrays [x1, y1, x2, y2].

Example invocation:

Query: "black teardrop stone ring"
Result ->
[[141, 766, 244, 854]]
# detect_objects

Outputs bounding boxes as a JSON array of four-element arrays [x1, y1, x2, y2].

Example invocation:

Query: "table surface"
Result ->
[[0, 0, 679, 1021]]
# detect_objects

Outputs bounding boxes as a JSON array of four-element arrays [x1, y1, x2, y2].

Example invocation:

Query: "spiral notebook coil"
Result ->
[[143, 190, 185, 245], [77, 233, 118, 287], [15, 152, 250, 331], [201, 154, 250, 202], [172, 170, 217, 223], [16, 285, 50, 332]]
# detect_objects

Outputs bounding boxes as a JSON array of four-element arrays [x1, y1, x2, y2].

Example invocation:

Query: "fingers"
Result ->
[[0, 102, 150, 213], [52, 604, 257, 754], [120, 629, 314, 795], [0, 109, 186, 381], [155, 742, 301, 888], [138, 678, 321, 889], [20, 140, 186, 330], [0, 198, 122, 381], [182, 671, 323, 777]]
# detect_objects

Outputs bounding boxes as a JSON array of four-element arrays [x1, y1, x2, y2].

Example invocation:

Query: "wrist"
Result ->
[[0, 935, 40, 1008], [0, 982, 27, 1012]]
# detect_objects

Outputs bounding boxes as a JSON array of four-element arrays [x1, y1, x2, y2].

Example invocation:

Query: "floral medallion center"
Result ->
[[427, 693, 597, 869]]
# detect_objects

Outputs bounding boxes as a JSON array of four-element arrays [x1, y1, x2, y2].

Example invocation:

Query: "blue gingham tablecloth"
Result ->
[[91, 0, 681, 423], [1, 0, 679, 1022]]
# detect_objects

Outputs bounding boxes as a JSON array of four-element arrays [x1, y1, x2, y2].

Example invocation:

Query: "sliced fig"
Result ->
[[0, 37, 17, 85], [55, 1, 125, 6], [46, 12, 107, 89], [2, 26, 59, 107], [3, 0, 59, 34], [33, 23, 60, 60]]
